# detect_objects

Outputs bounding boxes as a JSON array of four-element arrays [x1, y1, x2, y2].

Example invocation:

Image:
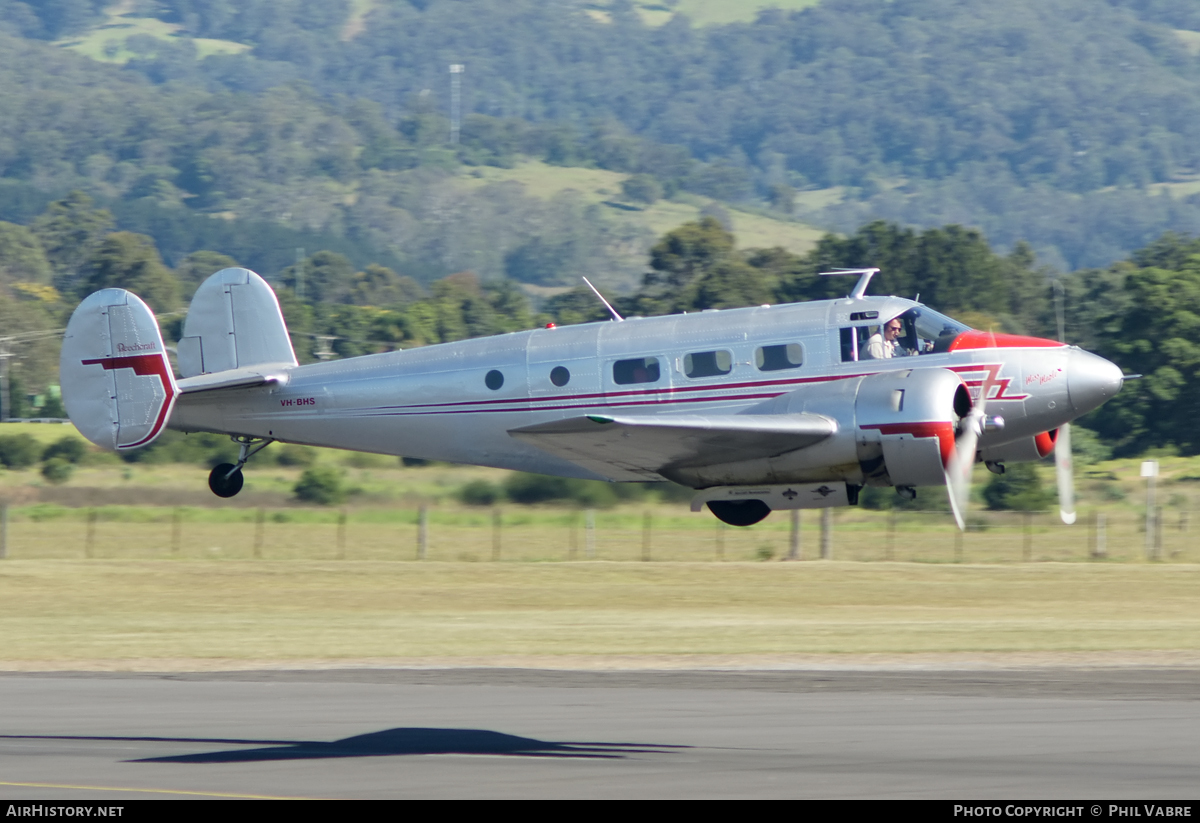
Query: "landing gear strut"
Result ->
[[208, 436, 273, 498]]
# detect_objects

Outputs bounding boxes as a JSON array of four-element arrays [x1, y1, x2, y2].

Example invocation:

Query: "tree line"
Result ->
[[0, 187, 1193, 459]]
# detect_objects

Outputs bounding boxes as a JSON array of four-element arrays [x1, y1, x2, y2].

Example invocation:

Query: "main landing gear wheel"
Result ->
[[707, 499, 771, 527], [208, 463, 244, 498], [205, 436, 275, 498]]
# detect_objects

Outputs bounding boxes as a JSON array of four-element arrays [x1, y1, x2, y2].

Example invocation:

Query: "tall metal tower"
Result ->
[[449, 63, 465, 144]]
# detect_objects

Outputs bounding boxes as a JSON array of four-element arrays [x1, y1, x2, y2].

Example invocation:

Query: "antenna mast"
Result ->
[[582, 277, 623, 322]]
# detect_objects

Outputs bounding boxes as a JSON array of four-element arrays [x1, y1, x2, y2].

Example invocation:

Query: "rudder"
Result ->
[[60, 289, 178, 451]]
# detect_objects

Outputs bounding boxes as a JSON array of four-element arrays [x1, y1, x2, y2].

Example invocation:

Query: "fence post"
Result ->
[[253, 508, 263, 559], [715, 521, 725, 562], [418, 505, 428, 560], [336, 510, 347, 560], [0, 503, 7, 560], [820, 508, 832, 560], [492, 507, 502, 562], [642, 511, 651, 562], [585, 509, 595, 559], [1022, 512, 1032, 562], [1144, 461, 1158, 561], [787, 509, 801, 561], [568, 513, 578, 561], [169, 508, 182, 556], [85, 508, 96, 559], [1157, 505, 1165, 559]]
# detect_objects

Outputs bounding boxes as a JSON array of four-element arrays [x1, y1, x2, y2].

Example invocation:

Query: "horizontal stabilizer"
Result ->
[[60, 289, 177, 451], [509, 413, 835, 481], [177, 367, 289, 395]]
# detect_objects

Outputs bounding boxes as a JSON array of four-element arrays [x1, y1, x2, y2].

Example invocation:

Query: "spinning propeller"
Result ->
[[1054, 281, 1076, 525], [946, 375, 999, 531], [945, 330, 1003, 531]]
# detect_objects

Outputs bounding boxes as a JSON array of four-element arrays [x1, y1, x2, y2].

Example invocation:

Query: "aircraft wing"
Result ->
[[509, 413, 836, 481]]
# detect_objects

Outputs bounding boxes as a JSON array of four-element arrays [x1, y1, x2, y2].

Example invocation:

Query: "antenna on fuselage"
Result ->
[[819, 267, 879, 299], [582, 277, 624, 322]]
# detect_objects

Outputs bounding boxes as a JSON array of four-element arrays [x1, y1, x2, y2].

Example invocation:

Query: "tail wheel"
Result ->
[[707, 499, 771, 527], [208, 463, 244, 498]]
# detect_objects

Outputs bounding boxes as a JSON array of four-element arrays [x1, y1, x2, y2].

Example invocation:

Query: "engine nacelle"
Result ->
[[979, 429, 1058, 464], [666, 367, 969, 490], [854, 368, 971, 487]]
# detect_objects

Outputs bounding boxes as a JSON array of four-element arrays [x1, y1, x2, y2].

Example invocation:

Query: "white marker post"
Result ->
[[1142, 460, 1159, 561]]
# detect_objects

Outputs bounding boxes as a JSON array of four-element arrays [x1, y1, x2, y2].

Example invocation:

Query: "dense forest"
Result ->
[[0, 1, 1196, 271]]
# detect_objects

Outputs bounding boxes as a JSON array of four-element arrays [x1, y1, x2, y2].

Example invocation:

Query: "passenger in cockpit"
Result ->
[[866, 318, 909, 359]]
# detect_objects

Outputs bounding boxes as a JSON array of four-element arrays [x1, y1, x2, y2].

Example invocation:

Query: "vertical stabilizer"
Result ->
[[177, 268, 296, 377], [60, 289, 178, 451]]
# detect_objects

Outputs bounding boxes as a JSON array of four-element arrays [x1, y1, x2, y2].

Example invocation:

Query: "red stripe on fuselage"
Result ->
[[80, 353, 176, 448], [948, 331, 1065, 352]]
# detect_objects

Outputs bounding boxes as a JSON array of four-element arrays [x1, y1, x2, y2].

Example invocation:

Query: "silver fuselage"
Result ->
[[169, 295, 1120, 485]]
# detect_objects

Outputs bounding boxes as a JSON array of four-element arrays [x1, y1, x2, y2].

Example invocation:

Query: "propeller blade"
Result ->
[[1056, 423, 1076, 525], [945, 408, 981, 531]]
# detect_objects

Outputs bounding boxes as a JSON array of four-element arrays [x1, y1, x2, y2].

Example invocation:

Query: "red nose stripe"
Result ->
[[948, 331, 1066, 351]]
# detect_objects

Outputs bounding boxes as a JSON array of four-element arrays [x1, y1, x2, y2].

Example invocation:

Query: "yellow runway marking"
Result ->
[[0, 781, 312, 799]]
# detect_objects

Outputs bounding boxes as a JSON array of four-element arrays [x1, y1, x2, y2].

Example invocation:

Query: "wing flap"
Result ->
[[509, 413, 836, 481]]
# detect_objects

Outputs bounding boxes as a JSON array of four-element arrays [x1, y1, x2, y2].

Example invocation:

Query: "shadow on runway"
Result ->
[[1, 728, 687, 763]]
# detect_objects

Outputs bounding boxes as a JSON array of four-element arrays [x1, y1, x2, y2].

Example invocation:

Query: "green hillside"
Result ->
[[55, 0, 248, 63], [460, 160, 825, 259]]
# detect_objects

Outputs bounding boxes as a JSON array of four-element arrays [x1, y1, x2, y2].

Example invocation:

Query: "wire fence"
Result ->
[[0, 504, 1191, 564]]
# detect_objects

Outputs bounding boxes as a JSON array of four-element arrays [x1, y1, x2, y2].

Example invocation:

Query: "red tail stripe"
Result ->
[[80, 354, 176, 448]]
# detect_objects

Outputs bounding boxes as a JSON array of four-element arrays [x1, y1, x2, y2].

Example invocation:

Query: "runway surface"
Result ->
[[2, 668, 1200, 799]]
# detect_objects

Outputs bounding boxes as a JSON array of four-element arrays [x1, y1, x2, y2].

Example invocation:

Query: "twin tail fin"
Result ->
[[60, 289, 178, 451], [61, 267, 296, 451]]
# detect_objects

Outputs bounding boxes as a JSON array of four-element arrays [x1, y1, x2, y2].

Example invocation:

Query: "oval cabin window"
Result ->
[[485, 369, 504, 390]]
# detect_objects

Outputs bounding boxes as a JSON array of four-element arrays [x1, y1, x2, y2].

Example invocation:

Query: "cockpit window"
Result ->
[[908, 308, 971, 353], [841, 308, 971, 361]]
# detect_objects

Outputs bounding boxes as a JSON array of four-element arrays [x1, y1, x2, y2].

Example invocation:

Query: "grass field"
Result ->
[[3, 560, 1200, 667], [2, 424, 1198, 668], [627, 1, 823, 27]]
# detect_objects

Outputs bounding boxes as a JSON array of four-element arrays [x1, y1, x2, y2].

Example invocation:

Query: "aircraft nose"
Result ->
[[1066, 349, 1125, 415]]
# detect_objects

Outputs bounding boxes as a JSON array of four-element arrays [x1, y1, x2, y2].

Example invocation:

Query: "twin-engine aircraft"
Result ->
[[60, 267, 1126, 528]]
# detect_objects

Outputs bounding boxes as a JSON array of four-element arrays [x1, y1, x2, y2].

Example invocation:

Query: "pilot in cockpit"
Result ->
[[865, 318, 910, 359]]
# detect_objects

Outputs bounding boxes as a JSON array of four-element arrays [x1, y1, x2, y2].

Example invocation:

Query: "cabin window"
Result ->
[[613, 357, 661, 385], [550, 366, 570, 387], [755, 343, 803, 372], [485, 369, 504, 390], [684, 350, 732, 378]]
